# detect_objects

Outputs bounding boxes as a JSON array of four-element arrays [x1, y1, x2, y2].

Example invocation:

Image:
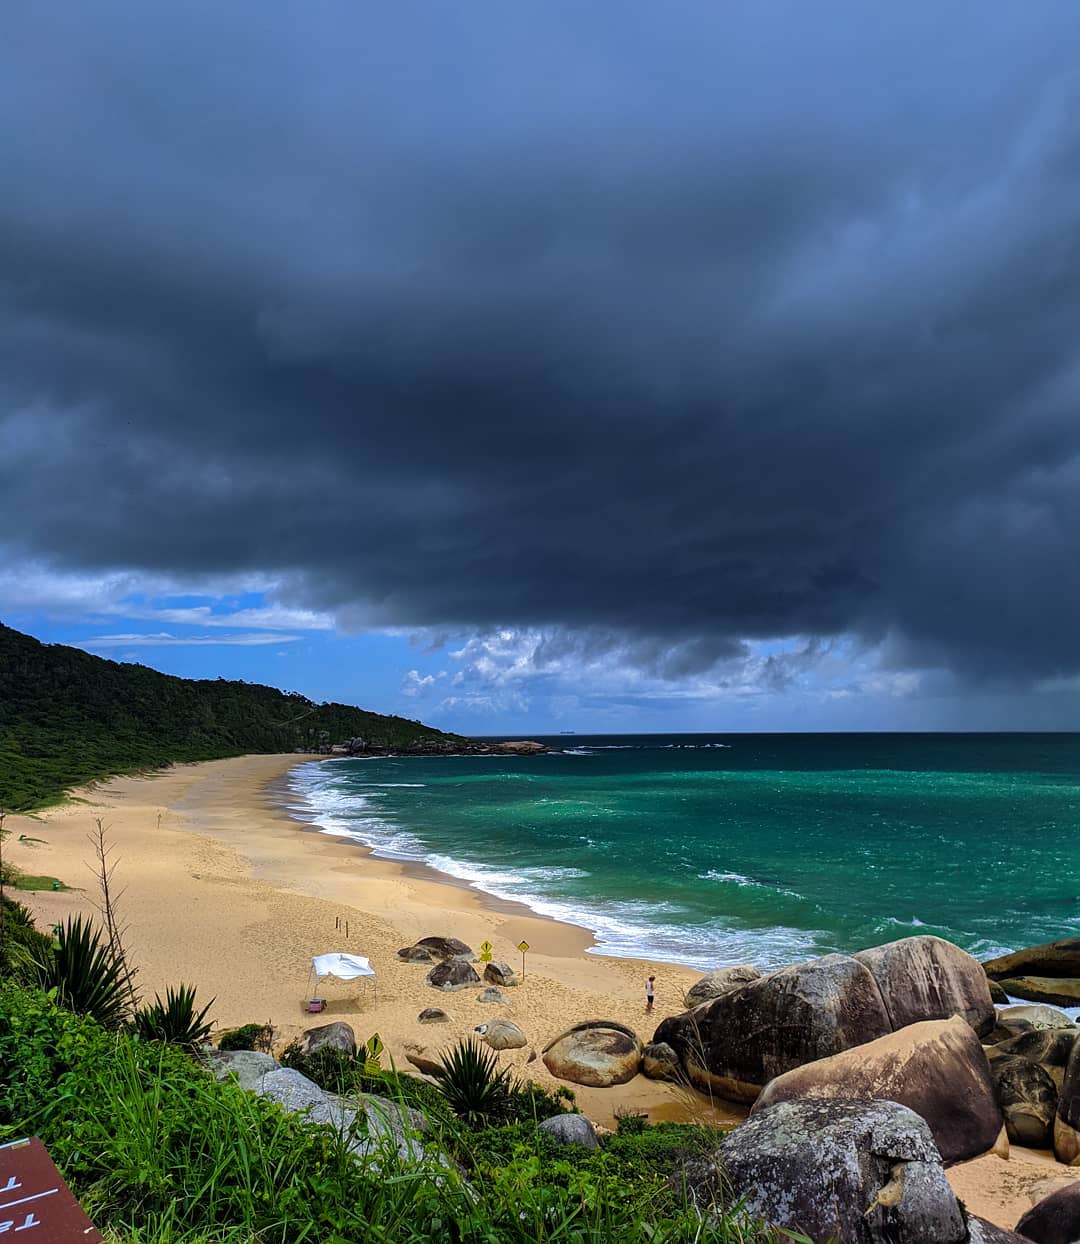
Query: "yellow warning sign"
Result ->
[[517, 941, 529, 953], [480, 940, 493, 962]]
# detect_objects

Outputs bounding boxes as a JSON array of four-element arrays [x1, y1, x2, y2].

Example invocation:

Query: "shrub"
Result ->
[[217, 1022, 273, 1052], [430, 1037, 513, 1127], [0, 895, 52, 982], [34, 913, 130, 1029], [279, 1040, 457, 1128], [0, 983, 781, 1243], [133, 984, 214, 1049]]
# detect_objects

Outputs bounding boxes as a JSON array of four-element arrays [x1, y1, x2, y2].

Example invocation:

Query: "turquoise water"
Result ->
[[285, 734, 1080, 971]]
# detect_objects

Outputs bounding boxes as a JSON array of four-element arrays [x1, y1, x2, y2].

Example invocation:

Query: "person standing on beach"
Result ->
[[645, 975, 655, 1012]]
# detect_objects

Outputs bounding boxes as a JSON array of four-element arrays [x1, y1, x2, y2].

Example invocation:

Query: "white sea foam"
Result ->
[[698, 870, 803, 900]]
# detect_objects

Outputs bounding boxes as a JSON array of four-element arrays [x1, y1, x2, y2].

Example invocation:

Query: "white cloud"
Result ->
[[81, 631, 302, 648]]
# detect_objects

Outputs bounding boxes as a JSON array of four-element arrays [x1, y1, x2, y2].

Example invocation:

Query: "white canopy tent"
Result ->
[[307, 952, 377, 1008]]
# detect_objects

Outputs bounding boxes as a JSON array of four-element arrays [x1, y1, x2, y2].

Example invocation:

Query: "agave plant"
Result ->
[[133, 983, 215, 1049], [431, 1037, 513, 1126], [36, 913, 130, 1029]]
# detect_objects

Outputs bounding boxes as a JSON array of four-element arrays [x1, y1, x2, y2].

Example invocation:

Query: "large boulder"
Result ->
[[641, 1041, 683, 1082], [717, 1098, 967, 1243], [998, 977, 1080, 1008], [204, 1049, 279, 1090], [990, 1055, 1058, 1147], [1054, 1033, 1080, 1163], [983, 939, 1080, 981], [415, 936, 474, 961], [403, 1043, 443, 1076], [475, 1019, 527, 1051], [254, 1067, 426, 1161], [684, 965, 761, 1008], [538, 1114, 599, 1149], [542, 1020, 642, 1088], [297, 1021, 356, 1056], [425, 959, 481, 991], [654, 953, 893, 1101], [993, 1028, 1077, 1068], [1015, 1181, 1080, 1244], [999, 1004, 1077, 1031], [967, 1219, 1031, 1243], [483, 962, 518, 987], [752, 1017, 1005, 1164], [854, 935, 995, 1037], [398, 945, 435, 963]]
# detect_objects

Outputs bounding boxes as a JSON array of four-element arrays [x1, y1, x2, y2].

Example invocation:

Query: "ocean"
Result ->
[[283, 733, 1080, 973]]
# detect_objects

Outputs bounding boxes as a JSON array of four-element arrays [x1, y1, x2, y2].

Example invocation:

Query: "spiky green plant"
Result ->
[[431, 1037, 513, 1127], [36, 913, 130, 1028], [133, 984, 214, 1049]]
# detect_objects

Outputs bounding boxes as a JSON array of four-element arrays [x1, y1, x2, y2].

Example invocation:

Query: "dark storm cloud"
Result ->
[[3, 2, 1080, 683]]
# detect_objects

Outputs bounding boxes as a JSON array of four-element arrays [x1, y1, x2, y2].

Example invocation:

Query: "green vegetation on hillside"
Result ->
[[0, 983, 781, 1243], [0, 623, 463, 810]]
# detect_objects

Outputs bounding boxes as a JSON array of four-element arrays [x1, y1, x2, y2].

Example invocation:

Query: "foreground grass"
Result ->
[[0, 985, 782, 1243]]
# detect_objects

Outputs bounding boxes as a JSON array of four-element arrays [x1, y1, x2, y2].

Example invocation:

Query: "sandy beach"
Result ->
[[9, 752, 1077, 1231], [6, 754, 738, 1130]]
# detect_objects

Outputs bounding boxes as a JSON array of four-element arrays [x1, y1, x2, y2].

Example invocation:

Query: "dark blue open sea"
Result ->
[[284, 734, 1080, 972]]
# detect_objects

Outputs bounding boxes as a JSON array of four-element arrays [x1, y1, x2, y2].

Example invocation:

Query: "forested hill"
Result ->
[[0, 623, 464, 811]]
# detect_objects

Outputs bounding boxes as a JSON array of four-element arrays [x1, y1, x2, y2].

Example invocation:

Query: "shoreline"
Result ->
[[9, 752, 1077, 1228], [8, 754, 737, 1130]]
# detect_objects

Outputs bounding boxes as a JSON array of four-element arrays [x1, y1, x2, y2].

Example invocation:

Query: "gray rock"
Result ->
[[752, 1017, 1006, 1164], [990, 1055, 1058, 1148], [685, 965, 761, 1008], [418, 1007, 450, 1023], [1054, 1029, 1080, 1163], [298, 1021, 356, 1056], [398, 945, 435, 963], [254, 1067, 426, 1162], [998, 977, 1080, 1009], [204, 1049, 279, 1090], [477, 987, 511, 1006], [483, 961, 518, 987], [415, 935, 474, 961], [403, 1044, 443, 1076], [641, 1041, 682, 1082], [542, 1020, 642, 1087], [717, 1098, 967, 1244], [983, 939, 1080, 982], [1016, 1180, 1080, 1243], [538, 1113, 599, 1149], [425, 959, 481, 991], [966, 1217, 1030, 1242], [999, 1004, 1076, 1031], [854, 934, 995, 1037], [988, 980, 1011, 1005], [993, 1027, 1077, 1067], [654, 953, 893, 1101], [475, 1019, 527, 1050]]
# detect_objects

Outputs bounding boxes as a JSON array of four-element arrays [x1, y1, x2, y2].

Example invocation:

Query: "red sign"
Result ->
[[0, 1138, 101, 1241]]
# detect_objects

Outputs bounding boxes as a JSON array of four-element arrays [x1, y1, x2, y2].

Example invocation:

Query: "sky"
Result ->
[[2, 3, 1080, 735]]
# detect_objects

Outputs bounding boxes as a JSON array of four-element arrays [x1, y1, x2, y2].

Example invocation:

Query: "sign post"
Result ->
[[0, 1136, 103, 1241], [517, 940, 529, 980], [479, 940, 493, 963]]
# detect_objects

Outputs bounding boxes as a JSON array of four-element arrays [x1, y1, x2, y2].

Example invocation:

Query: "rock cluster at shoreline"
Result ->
[[522, 933, 1080, 1242], [318, 736, 548, 758]]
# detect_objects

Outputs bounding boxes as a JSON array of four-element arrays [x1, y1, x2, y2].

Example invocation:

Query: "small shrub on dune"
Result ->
[[35, 913, 129, 1029], [430, 1037, 513, 1127], [133, 984, 214, 1050], [217, 1021, 273, 1052]]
